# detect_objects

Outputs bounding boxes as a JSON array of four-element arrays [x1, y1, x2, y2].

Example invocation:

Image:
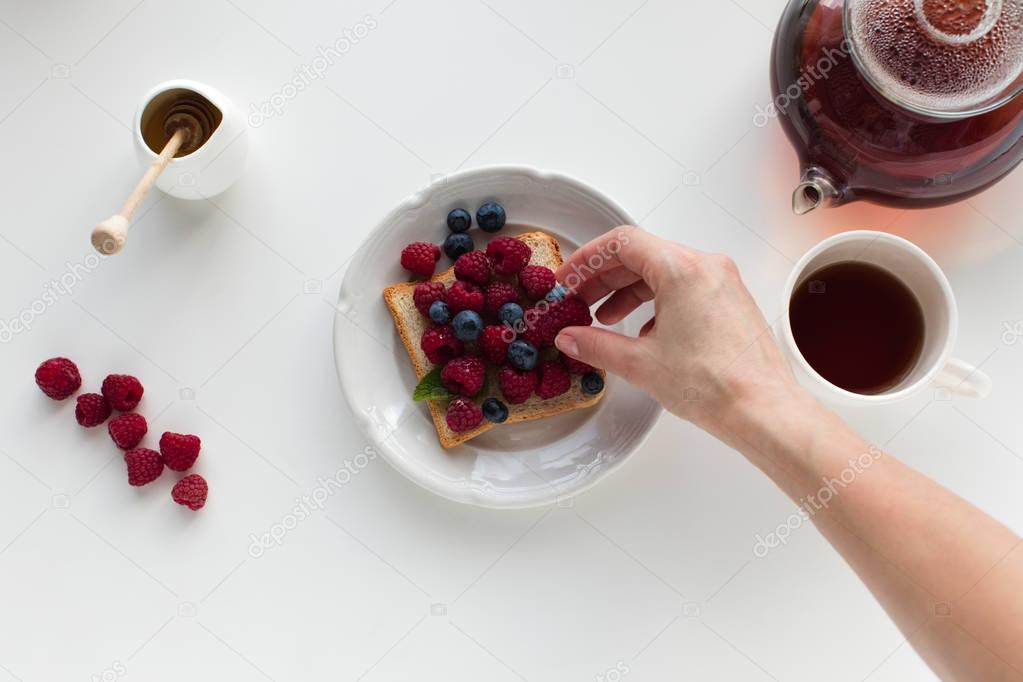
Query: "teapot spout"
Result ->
[[792, 167, 840, 215]]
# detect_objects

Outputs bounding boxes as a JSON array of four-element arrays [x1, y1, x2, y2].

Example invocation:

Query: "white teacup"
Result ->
[[778, 231, 991, 405]]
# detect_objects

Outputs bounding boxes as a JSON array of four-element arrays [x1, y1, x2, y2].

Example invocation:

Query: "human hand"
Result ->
[[554, 226, 803, 433], [557, 230, 1023, 682]]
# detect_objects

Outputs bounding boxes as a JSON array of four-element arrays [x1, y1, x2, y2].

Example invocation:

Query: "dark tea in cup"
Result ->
[[780, 231, 990, 403], [789, 261, 925, 395]]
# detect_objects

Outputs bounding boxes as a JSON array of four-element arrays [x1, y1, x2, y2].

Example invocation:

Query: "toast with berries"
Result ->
[[383, 231, 606, 449]]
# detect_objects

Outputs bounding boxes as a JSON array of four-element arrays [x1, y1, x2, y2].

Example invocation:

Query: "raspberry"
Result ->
[[440, 356, 486, 397], [172, 474, 208, 511], [101, 374, 144, 411], [535, 298, 593, 347], [486, 237, 532, 276], [556, 297, 593, 327], [446, 397, 484, 433], [108, 413, 148, 450], [446, 281, 485, 314], [75, 393, 111, 427], [497, 367, 537, 405], [561, 353, 595, 375], [520, 308, 546, 348], [537, 360, 571, 400], [454, 251, 492, 286], [160, 432, 201, 471], [124, 448, 163, 486], [413, 281, 446, 316], [34, 357, 81, 400], [480, 326, 511, 365], [401, 242, 441, 278], [484, 281, 519, 317], [421, 326, 464, 365], [518, 265, 557, 300]]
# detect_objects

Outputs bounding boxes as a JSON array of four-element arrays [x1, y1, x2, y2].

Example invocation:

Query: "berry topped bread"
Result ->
[[384, 219, 606, 449]]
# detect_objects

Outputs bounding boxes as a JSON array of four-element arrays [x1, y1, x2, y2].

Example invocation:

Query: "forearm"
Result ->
[[553, 228, 1022, 678], [719, 388, 1023, 680]]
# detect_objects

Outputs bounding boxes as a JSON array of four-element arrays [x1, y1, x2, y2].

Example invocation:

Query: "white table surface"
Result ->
[[1, 1, 1021, 680]]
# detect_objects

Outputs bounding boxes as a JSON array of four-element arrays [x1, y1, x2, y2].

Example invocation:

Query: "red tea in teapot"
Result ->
[[771, 0, 1023, 213]]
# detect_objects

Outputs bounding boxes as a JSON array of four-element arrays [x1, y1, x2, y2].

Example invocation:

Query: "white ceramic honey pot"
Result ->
[[91, 79, 248, 254]]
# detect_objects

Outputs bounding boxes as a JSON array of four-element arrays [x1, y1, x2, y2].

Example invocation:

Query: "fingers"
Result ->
[[556, 226, 687, 295], [595, 280, 655, 325], [571, 265, 642, 306], [555, 326, 650, 386]]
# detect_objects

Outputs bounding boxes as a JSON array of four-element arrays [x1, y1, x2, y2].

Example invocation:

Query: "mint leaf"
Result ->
[[413, 367, 451, 402]]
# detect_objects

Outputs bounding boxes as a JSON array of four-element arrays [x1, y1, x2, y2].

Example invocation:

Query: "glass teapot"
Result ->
[[771, 0, 1023, 214]]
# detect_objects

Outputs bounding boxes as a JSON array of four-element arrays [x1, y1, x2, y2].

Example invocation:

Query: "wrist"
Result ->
[[711, 379, 830, 471], [724, 379, 874, 500]]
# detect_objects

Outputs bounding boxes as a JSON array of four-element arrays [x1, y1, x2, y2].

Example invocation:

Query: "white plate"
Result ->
[[333, 165, 663, 509]]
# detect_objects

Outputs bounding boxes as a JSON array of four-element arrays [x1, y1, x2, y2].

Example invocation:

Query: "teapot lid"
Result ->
[[845, 0, 1023, 118]]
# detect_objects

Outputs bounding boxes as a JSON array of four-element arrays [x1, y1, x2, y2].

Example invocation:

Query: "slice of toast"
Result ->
[[383, 231, 606, 448]]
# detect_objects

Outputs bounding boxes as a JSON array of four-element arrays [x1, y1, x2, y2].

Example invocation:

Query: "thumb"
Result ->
[[555, 327, 650, 386]]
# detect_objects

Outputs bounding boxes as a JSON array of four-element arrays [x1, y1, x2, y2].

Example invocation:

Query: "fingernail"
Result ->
[[555, 332, 578, 357]]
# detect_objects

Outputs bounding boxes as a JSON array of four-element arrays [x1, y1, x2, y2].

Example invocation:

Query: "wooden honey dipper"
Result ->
[[91, 95, 217, 255]]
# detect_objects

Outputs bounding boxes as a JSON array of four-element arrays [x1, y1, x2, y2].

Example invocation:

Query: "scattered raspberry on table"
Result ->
[[35, 357, 82, 401], [124, 448, 164, 486], [172, 474, 208, 511], [75, 393, 111, 427], [160, 432, 201, 471], [108, 413, 148, 450], [33, 361, 212, 512], [101, 374, 144, 411]]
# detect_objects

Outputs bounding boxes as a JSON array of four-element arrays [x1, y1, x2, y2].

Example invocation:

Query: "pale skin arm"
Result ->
[[554, 226, 1023, 682]]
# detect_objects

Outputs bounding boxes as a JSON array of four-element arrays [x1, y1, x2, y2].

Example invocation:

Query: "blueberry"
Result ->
[[444, 233, 474, 260], [447, 208, 472, 233], [508, 340, 538, 371], [482, 398, 509, 424], [477, 202, 506, 233], [429, 300, 451, 325], [545, 285, 568, 303], [452, 310, 483, 342], [498, 302, 524, 325], [581, 372, 605, 395]]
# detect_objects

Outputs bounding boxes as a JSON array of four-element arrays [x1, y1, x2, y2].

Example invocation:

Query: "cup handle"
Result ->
[[933, 358, 993, 399]]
